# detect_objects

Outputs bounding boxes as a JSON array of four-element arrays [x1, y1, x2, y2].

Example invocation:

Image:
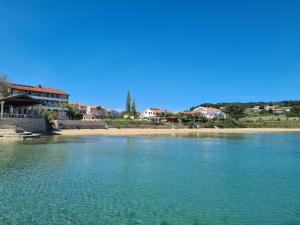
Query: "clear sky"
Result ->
[[0, 0, 299, 111]]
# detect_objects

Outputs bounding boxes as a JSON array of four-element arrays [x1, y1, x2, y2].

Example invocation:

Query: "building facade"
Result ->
[[7, 83, 69, 119], [192, 106, 226, 119], [86, 106, 119, 118], [142, 108, 167, 119]]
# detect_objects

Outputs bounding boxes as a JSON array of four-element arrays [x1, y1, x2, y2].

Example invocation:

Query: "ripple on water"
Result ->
[[0, 134, 300, 224]]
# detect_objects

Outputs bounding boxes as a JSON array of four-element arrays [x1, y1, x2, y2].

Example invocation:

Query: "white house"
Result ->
[[141, 108, 167, 119], [192, 106, 226, 119]]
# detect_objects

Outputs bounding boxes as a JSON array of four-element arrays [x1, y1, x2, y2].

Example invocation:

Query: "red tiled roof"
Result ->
[[8, 83, 69, 96], [205, 107, 221, 112], [149, 108, 167, 113], [197, 107, 221, 112]]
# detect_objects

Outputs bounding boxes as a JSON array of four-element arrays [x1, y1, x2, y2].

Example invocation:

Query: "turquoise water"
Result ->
[[0, 133, 300, 225]]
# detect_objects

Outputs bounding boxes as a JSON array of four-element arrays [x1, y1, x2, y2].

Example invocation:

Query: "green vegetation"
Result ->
[[65, 103, 83, 120], [40, 109, 57, 129], [223, 104, 246, 119], [104, 118, 154, 126], [177, 113, 246, 128], [124, 91, 138, 117], [176, 113, 300, 128], [125, 91, 131, 114], [239, 115, 300, 128], [189, 101, 300, 128], [0, 74, 10, 97], [191, 100, 300, 111], [288, 106, 300, 118], [131, 99, 137, 116]]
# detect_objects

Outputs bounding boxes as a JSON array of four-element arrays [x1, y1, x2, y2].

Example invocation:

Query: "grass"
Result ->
[[242, 114, 299, 121], [104, 119, 154, 126], [241, 115, 300, 128]]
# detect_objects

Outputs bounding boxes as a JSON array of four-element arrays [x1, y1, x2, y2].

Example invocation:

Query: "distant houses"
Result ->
[[247, 105, 291, 114], [85, 105, 120, 119], [192, 106, 226, 119]]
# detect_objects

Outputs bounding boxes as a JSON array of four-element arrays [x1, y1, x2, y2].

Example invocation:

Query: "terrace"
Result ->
[[0, 94, 43, 119]]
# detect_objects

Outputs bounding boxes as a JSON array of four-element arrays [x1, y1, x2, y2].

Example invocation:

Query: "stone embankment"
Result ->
[[0, 125, 41, 141], [54, 120, 107, 129]]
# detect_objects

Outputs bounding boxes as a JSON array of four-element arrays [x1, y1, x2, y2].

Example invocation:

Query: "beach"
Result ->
[[57, 128, 300, 136]]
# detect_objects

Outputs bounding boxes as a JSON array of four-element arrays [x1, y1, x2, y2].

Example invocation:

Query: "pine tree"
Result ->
[[126, 91, 131, 114]]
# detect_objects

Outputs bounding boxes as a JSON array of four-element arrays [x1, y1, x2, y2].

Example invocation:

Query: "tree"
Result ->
[[223, 104, 245, 120], [131, 99, 137, 116], [40, 109, 57, 130], [288, 106, 300, 118], [126, 91, 131, 114], [66, 104, 83, 120], [0, 74, 10, 97]]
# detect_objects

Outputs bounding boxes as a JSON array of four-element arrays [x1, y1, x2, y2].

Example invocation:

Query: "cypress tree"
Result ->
[[131, 99, 136, 116], [126, 91, 131, 114]]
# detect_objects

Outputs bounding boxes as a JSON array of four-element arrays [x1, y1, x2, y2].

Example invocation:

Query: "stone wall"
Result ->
[[107, 125, 173, 129], [54, 120, 107, 129], [0, 117, 46, 133]]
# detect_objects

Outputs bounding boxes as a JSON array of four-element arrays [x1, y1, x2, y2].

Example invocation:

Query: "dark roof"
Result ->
[[0, 94, 43, 107]]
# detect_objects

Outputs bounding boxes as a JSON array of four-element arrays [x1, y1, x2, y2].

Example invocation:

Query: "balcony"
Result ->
[[0, 113, 42, 119], [30, 95, 69, 102]]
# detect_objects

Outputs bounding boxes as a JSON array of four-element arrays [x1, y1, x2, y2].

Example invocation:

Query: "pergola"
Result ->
[[0, 94, 42, 117]]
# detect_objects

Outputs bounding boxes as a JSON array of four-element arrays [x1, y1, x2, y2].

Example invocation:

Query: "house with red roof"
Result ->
[[7, 83, 69, 119], [141, 108, 167, 119], [192, 106, 226, 119]]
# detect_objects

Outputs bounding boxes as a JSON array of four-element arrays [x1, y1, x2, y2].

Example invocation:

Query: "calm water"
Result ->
[[0, 133, 300, 225]]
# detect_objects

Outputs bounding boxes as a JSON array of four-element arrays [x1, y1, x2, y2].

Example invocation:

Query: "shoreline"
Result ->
[[56, 128, 300, 136]]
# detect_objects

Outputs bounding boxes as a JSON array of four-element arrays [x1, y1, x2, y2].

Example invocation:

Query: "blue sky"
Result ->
[[0, 0, 299, 111]]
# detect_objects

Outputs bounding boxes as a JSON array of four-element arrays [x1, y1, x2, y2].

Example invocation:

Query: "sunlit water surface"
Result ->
[[0, 133, 300, 225]]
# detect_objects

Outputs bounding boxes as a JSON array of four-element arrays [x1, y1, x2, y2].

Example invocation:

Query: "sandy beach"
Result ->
[[57, 128, 300, 136]]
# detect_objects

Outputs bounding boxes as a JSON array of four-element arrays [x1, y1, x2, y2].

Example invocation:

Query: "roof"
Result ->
[[0, 94, 42, 106], [205, 107, 222, 112], [182, 111, 197, 115], [8, 83, 69, 96], [149, 108, 167, 113], [272, 108, 284, 110], [89, 106, 106, 110], [194, 106, 221, 112]]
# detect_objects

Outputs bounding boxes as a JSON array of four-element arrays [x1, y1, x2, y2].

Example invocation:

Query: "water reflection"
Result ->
[[3, 131, 300, 147]]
